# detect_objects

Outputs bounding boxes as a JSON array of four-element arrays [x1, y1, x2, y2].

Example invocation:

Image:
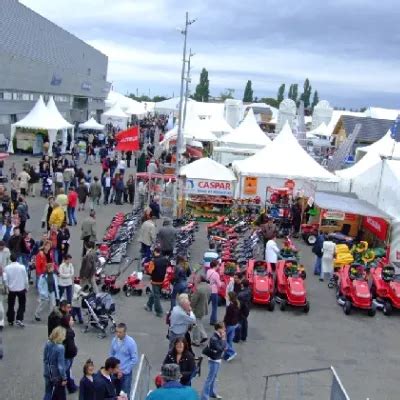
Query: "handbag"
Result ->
[[202, 344, 216, 359]]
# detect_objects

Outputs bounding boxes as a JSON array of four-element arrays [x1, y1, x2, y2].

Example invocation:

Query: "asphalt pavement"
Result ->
[[0, 155, 398, 400]]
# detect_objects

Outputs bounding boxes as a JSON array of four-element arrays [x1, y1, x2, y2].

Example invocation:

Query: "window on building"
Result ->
[[10, 114, 17, 123], [0, 115, 10, 124], [22, 93, 30, 101], [88, 68, 91, 76], [3, 92, 12, 100], [0, 93, 3, 100]]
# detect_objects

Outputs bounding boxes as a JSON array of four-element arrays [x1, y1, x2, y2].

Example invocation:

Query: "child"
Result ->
[[72, 283, 86, 324], [79, 359, 96, 400]]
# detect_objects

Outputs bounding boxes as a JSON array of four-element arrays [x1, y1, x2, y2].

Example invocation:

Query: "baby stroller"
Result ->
[[40, 176, 53, 198], [81, 292, 117, 338]]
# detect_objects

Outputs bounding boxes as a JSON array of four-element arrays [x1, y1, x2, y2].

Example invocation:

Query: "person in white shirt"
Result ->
[[58, 254, 74, 304], [265, 235, 280, 271], [320, 240, 336, 282], [3, 253, 28, 327], [0, 241, 11, 329]]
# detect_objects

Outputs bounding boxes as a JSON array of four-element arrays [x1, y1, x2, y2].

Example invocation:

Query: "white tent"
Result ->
[[105, 90, 142, 111], [364, 107, 399, 120], [8, 96, 69, 155], [336, 151, 382, 192], [233, 122, 338, 200], [180, 157, 236, 181], [101, 103, 129, 130], [79, 117, 105, 131], [125, 102, 147, 116], [219, 108, 271, 148], [307, 122, 330, 137], [355, 129, 400, 161], [155, 97, 196, 113], [205, 115, 233, 138]]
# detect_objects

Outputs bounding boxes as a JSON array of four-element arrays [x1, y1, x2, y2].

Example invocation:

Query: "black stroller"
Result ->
[[81, 292, 117, 338]]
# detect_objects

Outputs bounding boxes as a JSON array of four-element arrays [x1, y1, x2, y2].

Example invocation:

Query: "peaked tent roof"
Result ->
[[233, 122, 338, 182], [219, 108, 271, 147], [162, 118, 217, 143], [125, 102, 147, 116], [47, 96, 73, 129], [180, 157, 236, 181], [364, 107, 400, 120], [356, 129, 400, 159], [155, 97, 196, 112], [105, 90, 143, 111], [308, 122, 330, 137], [206, 115, 233, 134], [335, 151, 382, 179], [79, 117, 105, 130], [13, 96, 67, 130], [103, 103, 129, 118]]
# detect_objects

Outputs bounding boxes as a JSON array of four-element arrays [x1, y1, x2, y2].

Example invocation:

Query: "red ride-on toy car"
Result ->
[[275, 259, 309, 313], [371, 264, 400, 315], [300, 223, 319, 246], [337, 264, 376, 316], [123, 272, 145, 297], [246, 260, 275, 311]]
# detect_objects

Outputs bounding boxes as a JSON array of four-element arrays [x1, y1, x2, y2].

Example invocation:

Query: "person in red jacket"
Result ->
[[67, 187, 78, 226], [35, 240, 54, 278]]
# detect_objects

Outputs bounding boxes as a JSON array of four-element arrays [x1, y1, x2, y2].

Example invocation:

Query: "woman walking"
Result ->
[[223, 292, 240, 362], [163, 337, 196, 386], [201, 322, 226, 400], [43, 326, 67, 400], [77, 180, 88, 211], [58, 255, 74, 304], [60, 315, 78, 394], [79, 359, 96, 400]]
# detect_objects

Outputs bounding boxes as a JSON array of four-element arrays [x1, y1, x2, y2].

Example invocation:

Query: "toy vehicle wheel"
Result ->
[[307, 235, 317, 246], [125, 288, 132, 297], [383, 301, 392, 316], [122, 284, 127, 292], [368, 305, 376, 317], [303, 302, 310, 313], [267, 298, 275, 312], [110, 324, 116, 333], [343, 300, 351, 315], [280, 300, 287, 311]]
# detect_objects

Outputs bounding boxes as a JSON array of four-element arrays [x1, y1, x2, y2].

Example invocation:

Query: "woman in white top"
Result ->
[[321, 240, 336, 281], [58, 254, 74, 304], [265, 235, 280, 271]]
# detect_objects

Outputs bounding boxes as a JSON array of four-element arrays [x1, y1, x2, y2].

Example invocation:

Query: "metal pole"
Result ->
[[183, 50, 194, 128]]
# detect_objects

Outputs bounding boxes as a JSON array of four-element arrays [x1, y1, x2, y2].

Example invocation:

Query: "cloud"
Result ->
[[20, 0, 400, 107]]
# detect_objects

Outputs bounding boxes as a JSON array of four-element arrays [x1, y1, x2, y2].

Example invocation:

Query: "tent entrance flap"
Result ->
[[314, 192, 391, 220]]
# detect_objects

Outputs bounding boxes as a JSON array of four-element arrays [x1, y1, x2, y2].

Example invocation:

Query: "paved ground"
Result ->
[[0, 155, 398, 400]]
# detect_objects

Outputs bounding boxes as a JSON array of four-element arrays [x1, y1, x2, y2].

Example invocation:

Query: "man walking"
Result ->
[[89, 177, 102, 209], [101, 171, 112, 205], [67, 187, 78, 226], [0, 241, 11, 330], [80, 241, 98, 293], [157, 218, 176, 257], [81, 211, 97, 256], [110, 323, 138, 397], [191, 275, 211, 346], [144, 247, 169, 317], [3, 253, 28, 327], [137, 213, 157, 261]]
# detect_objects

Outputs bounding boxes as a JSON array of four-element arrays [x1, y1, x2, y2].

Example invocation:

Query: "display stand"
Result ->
[[186, 195, 233, 222]]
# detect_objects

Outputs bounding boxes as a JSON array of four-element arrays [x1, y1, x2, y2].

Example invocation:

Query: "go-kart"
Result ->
[[336, 264, 375, 316], [371, 264, 400, 315], [246, 260, 275, 311], [300, 223, 319, 245], [275, 259, 309, 313]]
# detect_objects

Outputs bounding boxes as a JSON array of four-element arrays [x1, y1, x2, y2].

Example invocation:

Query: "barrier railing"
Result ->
[[263, 366, 350, 400], [130, 354, 152, 400]]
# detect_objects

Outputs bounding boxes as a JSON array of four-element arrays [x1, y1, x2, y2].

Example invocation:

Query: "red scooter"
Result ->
[[275, 260, 309, 313], [123, 272, 145, 297], [371, 264, 400, 315], [246, 260, 275, 311], [337, 264, 375, 316]]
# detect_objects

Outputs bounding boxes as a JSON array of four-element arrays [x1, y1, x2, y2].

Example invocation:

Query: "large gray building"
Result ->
[[0, 0, 111, 137]]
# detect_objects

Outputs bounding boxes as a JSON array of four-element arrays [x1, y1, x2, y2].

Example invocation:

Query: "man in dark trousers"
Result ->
[[144, 247, 169, 318], [93, 357, 121, 400], [48, 300, 71, 335], [80, 241, 99, 293], [157, 218, 176, 257], [234, 279, 251, 343]]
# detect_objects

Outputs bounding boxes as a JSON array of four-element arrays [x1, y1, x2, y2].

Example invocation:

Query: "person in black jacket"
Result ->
[[163, 337, 196, 386], [145, 248, 169, 317], [234, 279, 251, 343], [79, 359, 96, 400], [48, 300, 71, 336], [223, 292, 240, 362], [93, 357, 121, 400], [61, 315, 78, 393], [201, 322, 226, 400]]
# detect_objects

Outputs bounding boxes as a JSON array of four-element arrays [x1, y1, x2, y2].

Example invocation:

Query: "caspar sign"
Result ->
[[186, 179, 233, 196]]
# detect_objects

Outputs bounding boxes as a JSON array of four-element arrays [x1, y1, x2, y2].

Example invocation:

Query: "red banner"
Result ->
[[362, 216, 389, 241], [115, 126, 139, 152]]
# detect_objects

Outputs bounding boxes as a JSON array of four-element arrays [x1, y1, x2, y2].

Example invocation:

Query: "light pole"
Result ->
[[183, 49, 195, 128], [174, 12, 196, 217]]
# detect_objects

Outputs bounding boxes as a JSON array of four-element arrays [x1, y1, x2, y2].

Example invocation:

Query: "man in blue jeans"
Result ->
[[206, 261, 222, 326], [110, 322, 138, 396]]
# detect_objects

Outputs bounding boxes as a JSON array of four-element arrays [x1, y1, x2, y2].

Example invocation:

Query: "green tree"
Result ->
[[243, 80, 254, 102], [220, 88, 235, 101], [288, 84, 293, 100], [311, 90, 319, 109], [300, 78, 312, 108], [260, 97, 279, 108], [193, 68, 210, 102], [152, 95, 167, 102], [288, 83, 298, 103], [277, 83, 285, 104]]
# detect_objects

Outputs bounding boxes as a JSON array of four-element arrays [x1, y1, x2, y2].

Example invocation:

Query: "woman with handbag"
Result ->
[[201, 322, 226, 400], [43, 326, 68, 400]]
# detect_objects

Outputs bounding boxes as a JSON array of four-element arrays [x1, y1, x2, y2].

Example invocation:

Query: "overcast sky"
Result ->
[[20, 0, 400, 108]]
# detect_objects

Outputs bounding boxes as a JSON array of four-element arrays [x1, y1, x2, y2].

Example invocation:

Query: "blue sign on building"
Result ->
[[50, 74, 62, 86]]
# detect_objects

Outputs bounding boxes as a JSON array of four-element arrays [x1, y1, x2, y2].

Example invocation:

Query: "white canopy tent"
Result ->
[[205, 115, 233, 138], [101, 103, 129, 130], [355, 129, 400, 161], [125, 102, 147, 116], [233, 122, 339, 200], [307, 122, 331, 138], [79, 117, 105, 131], [47, 96, 74, 152], [180, 157, 236, 181], [8, 96, 70, 155], [155, 97, 196, 113]]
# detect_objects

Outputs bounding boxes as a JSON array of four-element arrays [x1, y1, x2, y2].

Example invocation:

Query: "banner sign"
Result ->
[[244, 176, 257, 195], [116, 126, 140, 151], [322, 210, 346, 221], [186, 179, 233, 196], [362, 216, 389, 241]]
